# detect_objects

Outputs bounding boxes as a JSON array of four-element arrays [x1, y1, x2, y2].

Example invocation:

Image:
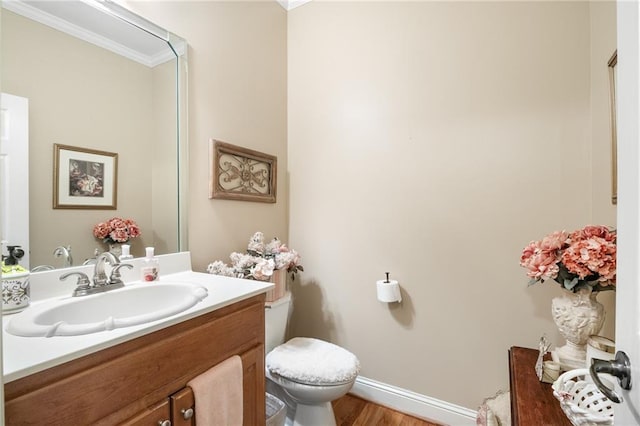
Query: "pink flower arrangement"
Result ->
[[520, 225, 616, 292], [93, 217, 141, 244]]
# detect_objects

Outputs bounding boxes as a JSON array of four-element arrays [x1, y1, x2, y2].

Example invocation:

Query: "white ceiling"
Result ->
[[2, 0, 185, 67]]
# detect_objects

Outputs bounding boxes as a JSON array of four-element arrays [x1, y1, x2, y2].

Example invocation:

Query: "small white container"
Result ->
[[141, 247, 160, 282], [119, 244, 133, 261]]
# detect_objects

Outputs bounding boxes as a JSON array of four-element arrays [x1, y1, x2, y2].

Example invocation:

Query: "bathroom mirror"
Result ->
[[1, 0, 188, 269]]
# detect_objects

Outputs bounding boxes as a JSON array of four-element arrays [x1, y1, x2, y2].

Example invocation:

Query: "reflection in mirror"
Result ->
[[1, 0, 188, 269]]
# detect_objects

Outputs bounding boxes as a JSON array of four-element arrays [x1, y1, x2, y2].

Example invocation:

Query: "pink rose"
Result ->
[[252, 258, 275, 281], [108, 217, 126, 230], [520, 241, 560, 281], [561, 237, 616, 280], [525, 251, 560, 281], [110, 228, 130, 243], [93, 222, 110, 239], [125, 219, 141, 238], [540, 231, 569, 251], [520, 241, 539, 265], [571, 225, 616, 243]]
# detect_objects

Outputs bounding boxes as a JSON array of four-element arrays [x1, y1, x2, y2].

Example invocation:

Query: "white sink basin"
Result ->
[[6, 282, 208, 337]]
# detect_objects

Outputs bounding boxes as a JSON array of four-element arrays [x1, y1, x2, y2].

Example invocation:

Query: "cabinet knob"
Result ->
[[181, 407, 194, 420], [158, 420, 171, 426]]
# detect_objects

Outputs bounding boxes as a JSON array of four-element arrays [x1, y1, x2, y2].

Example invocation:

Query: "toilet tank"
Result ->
[[265, 292, 292, 354]]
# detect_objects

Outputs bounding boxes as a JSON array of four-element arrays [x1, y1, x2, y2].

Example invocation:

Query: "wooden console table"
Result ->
[[509, 346, 571, 425]]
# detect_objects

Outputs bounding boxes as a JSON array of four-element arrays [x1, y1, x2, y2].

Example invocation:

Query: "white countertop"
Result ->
[[2, 252, 273, 383]]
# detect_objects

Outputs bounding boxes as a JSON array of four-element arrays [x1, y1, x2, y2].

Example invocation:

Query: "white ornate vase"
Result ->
[[108, 243, 123, 258], [551, 287, 605, 369]]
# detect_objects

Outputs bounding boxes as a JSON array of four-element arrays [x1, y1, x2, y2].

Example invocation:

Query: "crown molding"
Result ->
[[1, 0, 179, 67], [277, 0, 313, 12]]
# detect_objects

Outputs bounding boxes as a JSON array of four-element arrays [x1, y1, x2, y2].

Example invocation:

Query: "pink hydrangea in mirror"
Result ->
[[92, 217, 141, 258]]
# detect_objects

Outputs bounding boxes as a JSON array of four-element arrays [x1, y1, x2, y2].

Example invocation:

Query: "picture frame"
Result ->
[[209, 139, 277, 203], [53, 144, 118, 209], [608, 50, 618, 205]]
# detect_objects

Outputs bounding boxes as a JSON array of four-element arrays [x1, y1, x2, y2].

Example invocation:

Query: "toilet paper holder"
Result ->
[[377, 272, 402, 303]]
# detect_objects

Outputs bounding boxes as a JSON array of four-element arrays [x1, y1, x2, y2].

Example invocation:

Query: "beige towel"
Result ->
[[187, 355, 243, 426]]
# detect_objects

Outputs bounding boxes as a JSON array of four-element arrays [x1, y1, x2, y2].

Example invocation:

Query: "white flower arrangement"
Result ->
[[207, 232, 304, 281]]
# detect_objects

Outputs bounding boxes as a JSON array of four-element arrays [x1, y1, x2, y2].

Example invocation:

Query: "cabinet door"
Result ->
[[177, 346, 265, 426], [119, 399, 171, 426], [241, 345, 265, 426], [170, 387, 195, 426]]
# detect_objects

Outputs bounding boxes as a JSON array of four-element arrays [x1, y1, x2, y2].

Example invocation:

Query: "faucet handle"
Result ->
[[60, 272, 91, 297], [110, 263, 133, 285]]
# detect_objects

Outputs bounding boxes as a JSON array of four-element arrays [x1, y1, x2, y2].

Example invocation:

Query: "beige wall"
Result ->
[[288, 1, 615, 410], [2, 11, 159, 266], [125, 1, 289, 271], [126, 0, 615, 414]]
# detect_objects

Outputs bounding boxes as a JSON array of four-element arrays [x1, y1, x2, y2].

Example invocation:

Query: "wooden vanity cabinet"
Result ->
[[168, 387, 196, 426], [4, 294, 266, 425], [120, 399, 171, 425]]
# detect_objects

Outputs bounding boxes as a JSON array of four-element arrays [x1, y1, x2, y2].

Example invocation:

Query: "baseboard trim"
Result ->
[[350, 376, 477, 425]]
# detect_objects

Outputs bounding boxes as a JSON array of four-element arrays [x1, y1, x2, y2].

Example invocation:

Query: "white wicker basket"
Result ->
[[552, 368, 614, 426]]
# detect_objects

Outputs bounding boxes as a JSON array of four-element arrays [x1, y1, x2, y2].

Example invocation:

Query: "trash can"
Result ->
[[266, 392, 286, 426]]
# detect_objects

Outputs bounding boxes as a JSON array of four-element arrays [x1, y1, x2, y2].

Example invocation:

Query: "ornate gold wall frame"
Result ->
[[608, 50, 617, 205], [209, 140, 277, 203]]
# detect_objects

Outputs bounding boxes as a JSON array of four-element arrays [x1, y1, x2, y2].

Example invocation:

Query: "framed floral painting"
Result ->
[[53, 144, 118, 209], [209, 139, 277, 203]]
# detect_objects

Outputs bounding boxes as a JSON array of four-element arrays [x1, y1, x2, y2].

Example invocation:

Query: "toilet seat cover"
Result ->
[[266, 337, 360, 385]]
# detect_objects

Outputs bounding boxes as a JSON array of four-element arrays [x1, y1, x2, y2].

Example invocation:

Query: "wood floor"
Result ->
[[332, 394, 442, 426]]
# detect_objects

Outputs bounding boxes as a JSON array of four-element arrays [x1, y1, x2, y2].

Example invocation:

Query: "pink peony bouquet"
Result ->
[[520, 225, 616, 292], [207, 231, 303, 281], [93, 217, 141, 244]]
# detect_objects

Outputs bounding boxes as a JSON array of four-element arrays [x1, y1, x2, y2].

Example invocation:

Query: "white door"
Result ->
[[0, 93, 30, 268], [600, 2, 640, 424]]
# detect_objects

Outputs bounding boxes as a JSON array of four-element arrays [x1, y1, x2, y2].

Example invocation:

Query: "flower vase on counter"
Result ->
[[520, 225, 616, 370], [551, 287, 605, 369], [108, 243, 123, 258], [93, 217, 141, 257], [206, 231, 304, 303]]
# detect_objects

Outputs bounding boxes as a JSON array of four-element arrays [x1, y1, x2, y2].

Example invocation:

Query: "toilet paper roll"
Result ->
[[377, 280, 401, 303]]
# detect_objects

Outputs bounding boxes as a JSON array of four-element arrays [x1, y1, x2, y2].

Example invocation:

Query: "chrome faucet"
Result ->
[[60, 251, 133, 297], [53, 245, 73, 268], [82, 248, 101, 265], [94, 252, 119, 286]]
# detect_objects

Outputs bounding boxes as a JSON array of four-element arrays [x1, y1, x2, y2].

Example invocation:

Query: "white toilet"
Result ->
[[265, 292, 360, 426]]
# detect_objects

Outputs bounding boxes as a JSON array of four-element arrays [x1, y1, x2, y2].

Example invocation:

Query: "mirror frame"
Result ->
[[1, 0, 188, 265]]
